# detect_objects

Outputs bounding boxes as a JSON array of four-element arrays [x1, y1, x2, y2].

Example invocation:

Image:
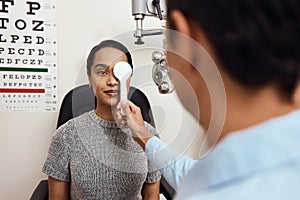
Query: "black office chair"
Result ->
[[56, 84, 155, 128], [30, 84, 175, 200]]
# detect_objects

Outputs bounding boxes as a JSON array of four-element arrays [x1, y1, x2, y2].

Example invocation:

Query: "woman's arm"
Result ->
[[48, 176, 69, 200], [141, 181, 160, 200]]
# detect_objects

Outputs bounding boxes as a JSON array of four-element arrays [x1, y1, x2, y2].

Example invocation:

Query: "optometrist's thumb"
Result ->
[[121, 100, 145, 128], [121, 100, 131, 115]]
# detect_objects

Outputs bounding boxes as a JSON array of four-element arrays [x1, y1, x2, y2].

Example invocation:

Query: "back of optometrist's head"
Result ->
[[86, 40, 133, 76], [167, 0, 300, 101]]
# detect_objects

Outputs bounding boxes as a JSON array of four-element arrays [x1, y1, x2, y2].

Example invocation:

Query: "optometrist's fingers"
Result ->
[[116, 100, 154, 150]]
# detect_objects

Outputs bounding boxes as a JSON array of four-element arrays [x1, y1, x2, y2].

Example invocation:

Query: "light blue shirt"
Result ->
[[146, 110, 300, 199]]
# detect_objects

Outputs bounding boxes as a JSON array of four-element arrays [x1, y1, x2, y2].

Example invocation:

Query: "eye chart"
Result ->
[[0, 0, 57, 112]]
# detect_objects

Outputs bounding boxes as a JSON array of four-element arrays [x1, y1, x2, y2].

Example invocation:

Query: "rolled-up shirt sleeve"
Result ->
[[145, 136, 197, 190], [144, 123, 162, 183]]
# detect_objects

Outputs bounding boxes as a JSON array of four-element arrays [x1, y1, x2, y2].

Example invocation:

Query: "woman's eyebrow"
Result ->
[[94, 63, 108, 69]]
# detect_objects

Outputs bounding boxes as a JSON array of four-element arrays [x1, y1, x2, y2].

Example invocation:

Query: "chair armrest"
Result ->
[[30, 180, 48, 200]]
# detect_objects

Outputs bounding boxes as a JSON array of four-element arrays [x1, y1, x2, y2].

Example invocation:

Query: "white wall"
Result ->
[[0, 1, 205, 199]]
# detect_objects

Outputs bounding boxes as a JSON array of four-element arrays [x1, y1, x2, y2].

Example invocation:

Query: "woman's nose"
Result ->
[[107, 73, 119, 85]]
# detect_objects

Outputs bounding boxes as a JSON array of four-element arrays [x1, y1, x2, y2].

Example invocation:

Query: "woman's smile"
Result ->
[[104, 89, 120, 97]]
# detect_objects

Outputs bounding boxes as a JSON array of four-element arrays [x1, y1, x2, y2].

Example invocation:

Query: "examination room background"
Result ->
[[0, 0, 205, 199]]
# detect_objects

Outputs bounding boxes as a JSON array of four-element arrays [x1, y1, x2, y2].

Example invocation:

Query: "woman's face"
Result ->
[[89, 47, 130, 109]]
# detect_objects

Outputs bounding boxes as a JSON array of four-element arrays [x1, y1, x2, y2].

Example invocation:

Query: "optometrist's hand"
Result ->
[[116, 100, 153, 150]]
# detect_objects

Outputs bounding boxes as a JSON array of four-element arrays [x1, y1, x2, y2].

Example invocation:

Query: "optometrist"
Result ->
[[116, 0, 300, 199]]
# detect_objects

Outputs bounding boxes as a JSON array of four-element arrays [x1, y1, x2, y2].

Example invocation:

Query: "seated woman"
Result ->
[[42, 39, 161, 200]]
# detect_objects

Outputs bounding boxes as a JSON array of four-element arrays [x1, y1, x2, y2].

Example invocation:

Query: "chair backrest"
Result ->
[[57, 84, 155, 128]]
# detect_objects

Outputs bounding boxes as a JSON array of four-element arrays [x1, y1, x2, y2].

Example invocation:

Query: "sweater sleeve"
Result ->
[[145, 136, 198, 190], [42, 121, 72, 182]]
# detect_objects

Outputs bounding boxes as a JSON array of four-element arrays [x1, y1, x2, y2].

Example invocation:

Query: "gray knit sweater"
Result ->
[[42, 110, 161, 200]]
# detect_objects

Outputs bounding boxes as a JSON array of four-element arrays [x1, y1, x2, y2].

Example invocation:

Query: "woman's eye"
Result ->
[[97, 70, 108, 75]]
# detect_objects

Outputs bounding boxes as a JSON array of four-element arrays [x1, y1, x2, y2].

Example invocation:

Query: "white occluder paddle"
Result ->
[[113, 61, 132, 114]]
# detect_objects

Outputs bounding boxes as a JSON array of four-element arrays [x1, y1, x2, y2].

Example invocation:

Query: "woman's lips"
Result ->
[[104, 89, 119, 97]]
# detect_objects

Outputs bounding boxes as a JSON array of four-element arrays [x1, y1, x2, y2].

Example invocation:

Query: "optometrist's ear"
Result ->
[[292, 83, 300, 106], [168, 10, 201, 70], [170, 10, 192, 38]]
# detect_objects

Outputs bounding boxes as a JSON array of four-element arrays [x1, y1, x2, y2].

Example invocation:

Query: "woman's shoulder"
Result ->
[[55, 111, 91, 139]]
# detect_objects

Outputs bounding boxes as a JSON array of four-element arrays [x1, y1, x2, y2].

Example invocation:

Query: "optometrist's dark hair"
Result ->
[[86, 39, 133, 76], [167, 0, 300, 100]]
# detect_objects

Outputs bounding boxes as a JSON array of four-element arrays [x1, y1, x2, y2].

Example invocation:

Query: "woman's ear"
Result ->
[[88, 76, 92, 88]]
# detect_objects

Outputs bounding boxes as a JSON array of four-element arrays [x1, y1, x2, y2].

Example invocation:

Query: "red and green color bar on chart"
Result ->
[[0, 67, 48, 93]]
